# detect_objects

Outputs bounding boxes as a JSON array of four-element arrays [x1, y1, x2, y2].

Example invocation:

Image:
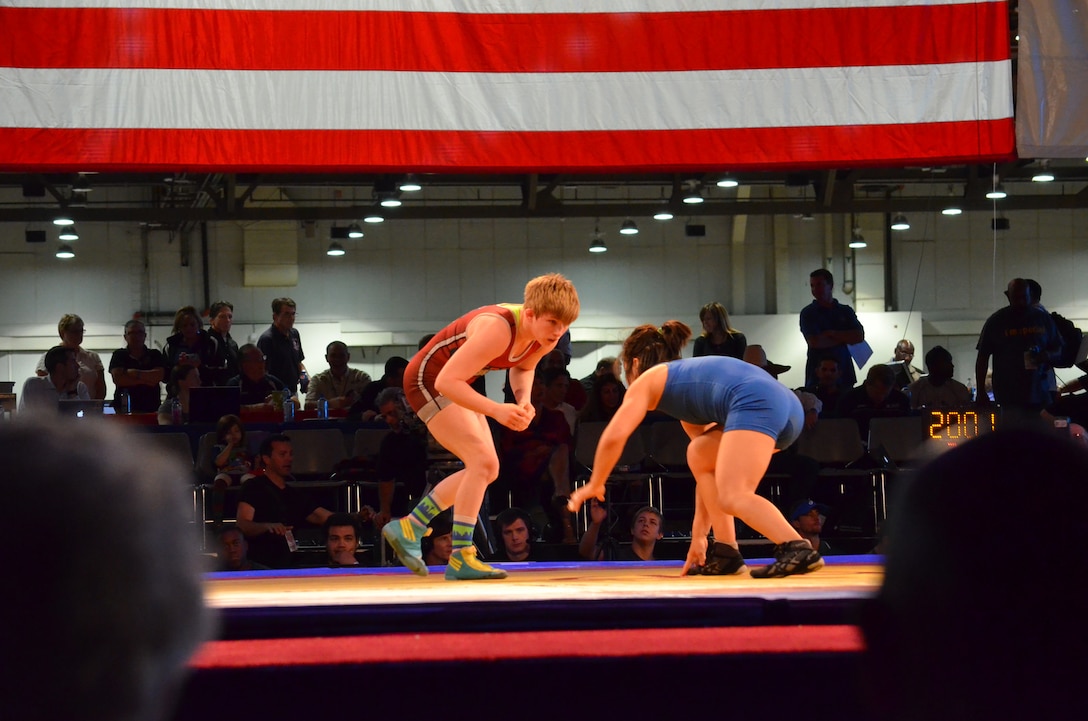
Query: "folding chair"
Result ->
[[283, 428, 351, 514], [283, 428, 348, 480], [867, 415, 928, 525], [351, 427, 392, 462], [143, 431, 195, 475], [793, 417, 882, 536], [572, 420, 650, 537], [643, 420, 694, 529]]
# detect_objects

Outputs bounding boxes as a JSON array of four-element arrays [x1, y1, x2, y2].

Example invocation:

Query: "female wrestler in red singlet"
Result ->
[[383, 274, 580, 580]]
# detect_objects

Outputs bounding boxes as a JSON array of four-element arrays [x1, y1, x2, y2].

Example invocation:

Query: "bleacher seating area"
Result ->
[[128, 413, 936, 563]]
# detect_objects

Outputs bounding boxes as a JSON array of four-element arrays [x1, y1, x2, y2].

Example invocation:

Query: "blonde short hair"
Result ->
[[523, 273, 580, 326], [57, 313, 83, 337]]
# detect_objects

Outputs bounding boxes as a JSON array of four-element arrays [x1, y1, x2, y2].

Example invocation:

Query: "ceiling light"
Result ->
[[801, 213, 815, 221], [71, 175, 92, 193], [373, 177, 402, 207], [589, 225, 607, 253], [986, 184, 1007, 200], [716, 177, 739, 188], [326, 242, 346, 257], [849, 230, 867, 249], [653, 209, 674, 221], [942, 206, 963, 216], [891, 214, 910, 231], [346, 223, 364, 238], [58, 226, 79, 241], [682, 191, 704, 204], [55, 244, 75, 259], [364, 212, 384, 224], [1032, 160, 1054, 182], [52, 215, 74, 226], [619, 218, 639, 235], [398, 176, 422, 192]]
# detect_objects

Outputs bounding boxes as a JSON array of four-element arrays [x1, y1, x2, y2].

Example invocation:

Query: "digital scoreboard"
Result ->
[[925, 407, 1000, 450]]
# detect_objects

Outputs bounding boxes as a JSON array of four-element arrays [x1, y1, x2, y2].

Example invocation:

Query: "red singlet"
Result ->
[[404, 304, 540, 422]]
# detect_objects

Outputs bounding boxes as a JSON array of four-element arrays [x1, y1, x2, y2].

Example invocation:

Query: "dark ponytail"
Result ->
[[621, 320, 692, 380]]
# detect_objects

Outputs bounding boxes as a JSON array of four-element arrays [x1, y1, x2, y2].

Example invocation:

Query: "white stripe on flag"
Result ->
[[0, 62, 1012, 131]]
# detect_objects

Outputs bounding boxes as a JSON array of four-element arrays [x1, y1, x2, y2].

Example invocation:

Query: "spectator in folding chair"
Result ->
[[788, 499, 832, 555], [580, 501, 664, 561], [349, 355, 409, 421], [422, 511, 454, 567], [804, 354, 846, 418], [491, 507, 542, 562], [236, 433, 338, 568], [324, 512, 366, 567], [216, 524, 269, 572], [578, 372, 626, 423], [579, 356, 621, 397], [836, 363, 912, 440], [568, 321, 824, 578], [908, 345, 972, 409]]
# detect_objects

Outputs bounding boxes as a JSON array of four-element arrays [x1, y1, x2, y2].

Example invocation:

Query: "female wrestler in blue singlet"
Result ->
[[568, 321, 824, 578]]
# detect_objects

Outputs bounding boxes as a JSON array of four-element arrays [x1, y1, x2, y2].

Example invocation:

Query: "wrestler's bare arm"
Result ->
[[433, 314, 532, 430]]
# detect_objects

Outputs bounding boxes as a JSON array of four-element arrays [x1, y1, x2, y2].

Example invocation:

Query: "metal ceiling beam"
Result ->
[[4, 193, 1088, 224]]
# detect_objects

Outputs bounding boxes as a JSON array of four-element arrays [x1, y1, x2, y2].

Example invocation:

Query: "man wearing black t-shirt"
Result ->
[[108, 319, 167, 412], [236, 434, 332, 568]]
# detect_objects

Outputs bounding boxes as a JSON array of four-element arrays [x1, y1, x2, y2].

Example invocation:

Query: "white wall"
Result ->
[[4, 200, 1088, 402]]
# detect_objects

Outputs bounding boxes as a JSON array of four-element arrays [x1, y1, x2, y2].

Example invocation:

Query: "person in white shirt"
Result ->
[[908, 345, 971, 410], [304, 340, 372, 410], [34, 313, 105, 399], [19, 345, 89, 414]]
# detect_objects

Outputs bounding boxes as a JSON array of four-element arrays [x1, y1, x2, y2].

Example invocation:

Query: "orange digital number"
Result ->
[[928, 411, 943, 439]]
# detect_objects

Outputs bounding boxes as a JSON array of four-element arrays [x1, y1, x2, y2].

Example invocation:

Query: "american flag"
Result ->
[[0, 0, 1014, 172]]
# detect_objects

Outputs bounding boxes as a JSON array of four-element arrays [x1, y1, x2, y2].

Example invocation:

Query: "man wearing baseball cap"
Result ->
[[790, 499, 832, 554]]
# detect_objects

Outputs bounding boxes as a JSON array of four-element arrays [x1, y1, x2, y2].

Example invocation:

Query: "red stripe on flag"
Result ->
[[0, 3, 1009, 72], [0, 121, 1015, 172]]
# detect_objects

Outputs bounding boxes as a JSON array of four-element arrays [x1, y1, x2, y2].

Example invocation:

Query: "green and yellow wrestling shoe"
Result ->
[[382, 517, 430, 576], [444, 546, 508, 580]]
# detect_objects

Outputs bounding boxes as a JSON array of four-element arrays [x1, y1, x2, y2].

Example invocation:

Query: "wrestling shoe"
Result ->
[[445, 546, 508, 581], [382, 517, 430, 576], [688, 542, 748, 576], [750, 540, 825, 578]]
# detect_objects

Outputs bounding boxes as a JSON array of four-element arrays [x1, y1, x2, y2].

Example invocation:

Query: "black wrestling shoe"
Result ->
[[750, 540, 825, 578], [689, 542, 748, 576]]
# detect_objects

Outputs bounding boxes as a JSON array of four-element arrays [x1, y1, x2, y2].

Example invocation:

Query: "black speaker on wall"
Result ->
[[685, 223, 706, 237], [25, 230, 46, 243]]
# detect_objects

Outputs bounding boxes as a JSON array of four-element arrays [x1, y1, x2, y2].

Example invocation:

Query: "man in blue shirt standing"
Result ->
[[800, 268, 865, 389]]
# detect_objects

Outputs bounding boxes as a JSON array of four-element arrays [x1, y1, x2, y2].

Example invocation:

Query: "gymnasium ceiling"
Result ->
[[3, 160, 1088, 228]]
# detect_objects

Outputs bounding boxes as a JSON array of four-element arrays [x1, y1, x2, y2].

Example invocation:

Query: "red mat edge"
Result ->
[[190, 625, 865, 669]]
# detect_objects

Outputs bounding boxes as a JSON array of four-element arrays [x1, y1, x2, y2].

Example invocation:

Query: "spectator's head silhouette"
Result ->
[[861, 428, 1088, 720], [1, 418, 211, 721]]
